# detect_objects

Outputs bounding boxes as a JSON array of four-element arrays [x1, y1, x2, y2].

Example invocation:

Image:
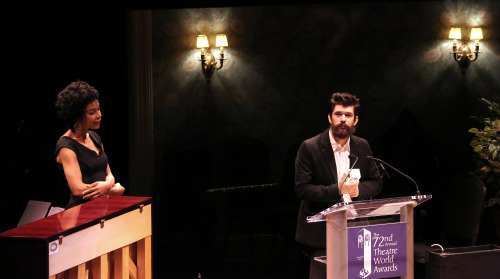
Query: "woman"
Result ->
[[55, 80, 124, 209]]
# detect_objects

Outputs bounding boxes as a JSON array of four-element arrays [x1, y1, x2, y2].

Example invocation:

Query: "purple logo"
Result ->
[[347, 222, 406, 278]]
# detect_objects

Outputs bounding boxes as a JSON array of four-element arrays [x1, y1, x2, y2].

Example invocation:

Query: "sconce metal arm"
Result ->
[[452, 41, 480, 62], [215, 53, 226, 70], [199, 50, 226, 82], [469, 52, 480, 62]]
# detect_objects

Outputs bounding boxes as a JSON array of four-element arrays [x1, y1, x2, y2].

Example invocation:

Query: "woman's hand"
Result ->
[[108, 183, 125, 196], [82, 181, 113, 200]]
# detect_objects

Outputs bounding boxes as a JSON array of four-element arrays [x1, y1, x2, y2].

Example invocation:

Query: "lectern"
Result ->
[[0, 196, 152, 279], [307, 195, 431, 279]]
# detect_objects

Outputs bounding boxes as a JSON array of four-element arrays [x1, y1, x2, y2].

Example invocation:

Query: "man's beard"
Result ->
[[332, 122, 356, 139]]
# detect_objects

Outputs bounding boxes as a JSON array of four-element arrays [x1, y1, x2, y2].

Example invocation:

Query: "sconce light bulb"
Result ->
[[470, 28, 483, 41], [215, 34, 228, 47], [197, 35, 210, 54], [449, 27, 461, 40]]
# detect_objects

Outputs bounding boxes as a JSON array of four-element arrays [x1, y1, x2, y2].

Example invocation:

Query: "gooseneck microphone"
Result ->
[[366, 156, 421, 196], [377, 162, 391, 179], [339, 154, 359, 202]]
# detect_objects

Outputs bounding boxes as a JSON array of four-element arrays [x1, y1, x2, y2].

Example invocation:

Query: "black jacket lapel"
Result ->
[[318, 129, 337, 183]]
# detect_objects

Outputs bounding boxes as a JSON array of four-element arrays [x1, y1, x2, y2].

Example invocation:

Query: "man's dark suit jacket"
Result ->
[[294, 128, 383, 248]]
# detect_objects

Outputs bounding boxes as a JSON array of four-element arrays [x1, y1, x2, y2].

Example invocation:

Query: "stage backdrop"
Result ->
[[148, 0, 500, 247]]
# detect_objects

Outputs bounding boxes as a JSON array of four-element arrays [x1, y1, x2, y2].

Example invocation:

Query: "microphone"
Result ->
[[339, 154, 359, 203], [366, 156, 421, 196]]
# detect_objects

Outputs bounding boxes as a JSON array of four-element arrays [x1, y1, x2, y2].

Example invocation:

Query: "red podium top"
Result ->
[[0, 196, 152, 240]]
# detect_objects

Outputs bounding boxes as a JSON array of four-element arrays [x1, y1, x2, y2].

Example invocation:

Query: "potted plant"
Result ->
[[469, 97, 500, 207], [469, 97, 500, 244]]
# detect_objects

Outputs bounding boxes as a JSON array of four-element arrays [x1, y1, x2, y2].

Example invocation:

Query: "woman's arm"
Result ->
[[58, 147, 91, 197], [82, 164, 115, 199]]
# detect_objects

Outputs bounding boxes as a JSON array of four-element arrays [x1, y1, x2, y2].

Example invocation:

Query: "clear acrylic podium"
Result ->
[[307, 195, 432, 279]]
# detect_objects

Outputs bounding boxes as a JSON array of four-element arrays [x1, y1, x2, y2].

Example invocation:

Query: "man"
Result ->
[[294, 92, 383, 278]]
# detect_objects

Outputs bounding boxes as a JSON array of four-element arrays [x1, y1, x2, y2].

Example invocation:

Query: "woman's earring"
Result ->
[[74, 122, 81, 133]]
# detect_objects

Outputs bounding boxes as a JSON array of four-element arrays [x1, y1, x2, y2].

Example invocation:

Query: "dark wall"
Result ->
[[151, 0, 500, 240], [147, 2, 500, 275], [3, 0, 500, 277], [2, 7, 129, 232]]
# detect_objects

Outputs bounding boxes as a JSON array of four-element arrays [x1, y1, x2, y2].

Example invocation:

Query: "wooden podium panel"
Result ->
[[0, 196, 152, 279]]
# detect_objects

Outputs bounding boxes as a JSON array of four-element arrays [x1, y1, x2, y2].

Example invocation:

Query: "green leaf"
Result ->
[[493, 119, 500, 130], [470, 139, 481, 146], [474, 145, 484, 153], [480, 138, 491, 144]]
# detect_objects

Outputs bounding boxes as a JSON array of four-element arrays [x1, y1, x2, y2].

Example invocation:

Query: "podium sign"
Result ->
[[348, 222, 407, 278]]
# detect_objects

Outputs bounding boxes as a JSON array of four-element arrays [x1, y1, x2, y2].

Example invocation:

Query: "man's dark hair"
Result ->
[[330, 92, 360, 116], [55, 80, 99, 130]]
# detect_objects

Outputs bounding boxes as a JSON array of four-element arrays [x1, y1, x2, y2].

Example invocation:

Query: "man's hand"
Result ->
[[339, 173, 359, 197], [343, 182, 359, 198]]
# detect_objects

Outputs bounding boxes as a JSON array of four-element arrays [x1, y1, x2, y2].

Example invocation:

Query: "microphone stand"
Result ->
[[367, 156, 421, 196]]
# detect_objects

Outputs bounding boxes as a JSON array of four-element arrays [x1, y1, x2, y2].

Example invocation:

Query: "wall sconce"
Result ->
[[196, 34, 228, 82], [449, 27, 483, 72]]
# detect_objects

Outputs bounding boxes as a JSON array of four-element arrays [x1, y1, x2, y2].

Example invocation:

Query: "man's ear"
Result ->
[[328, 113, 332, 124], [354, 115, 359, 126]]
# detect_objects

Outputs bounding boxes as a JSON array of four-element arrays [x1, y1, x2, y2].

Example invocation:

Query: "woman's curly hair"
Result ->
[[55, 80, 99, 131]]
